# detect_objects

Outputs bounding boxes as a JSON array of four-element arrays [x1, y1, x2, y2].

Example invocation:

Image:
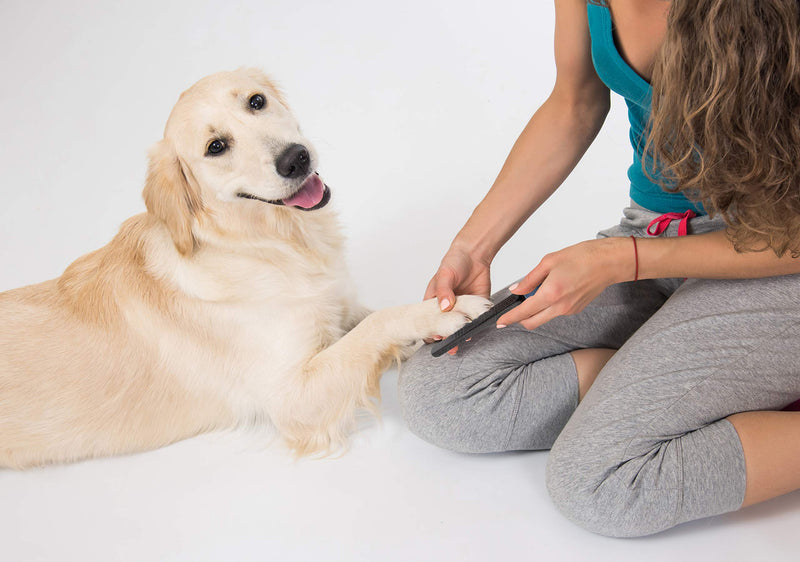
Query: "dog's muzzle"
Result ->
[[237, 172, 331, 211]]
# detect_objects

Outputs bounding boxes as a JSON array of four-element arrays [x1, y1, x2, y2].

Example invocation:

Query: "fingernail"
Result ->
[[496, 324, 507, 329], [440, 298, 451, 311], [433, 335, 443, 341], [509, 283, 519, 292]]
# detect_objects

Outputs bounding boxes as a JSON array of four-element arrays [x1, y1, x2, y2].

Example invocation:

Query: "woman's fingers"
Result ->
[[434, 274, 457, 312], [498, 239, 625, 331], [497, 290, 548, 327], [424, 269, 456, 311], [499, 263, 550, 326], [517, 306, 561, 332], [509, 263, 547, 296]]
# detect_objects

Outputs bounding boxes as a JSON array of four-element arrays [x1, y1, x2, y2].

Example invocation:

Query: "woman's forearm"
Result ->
[[451, 92, 610, 264], [629, 229, 800, 281], [439, 0, 611, 271], [500, 227, 800, 330]]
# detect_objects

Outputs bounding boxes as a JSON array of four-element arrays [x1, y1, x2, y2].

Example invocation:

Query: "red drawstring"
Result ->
[[646, 210, 697, 237]]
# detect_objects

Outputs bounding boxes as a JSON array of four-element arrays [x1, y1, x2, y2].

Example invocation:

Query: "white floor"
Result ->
[[1, 1, 797, 560]]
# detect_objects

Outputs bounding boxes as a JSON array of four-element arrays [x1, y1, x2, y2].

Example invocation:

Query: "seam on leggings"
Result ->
[[673, 434, 685, 527], [503, 365, 527, 450], [722, 417, 748, 509], [452, 350, 470, 399], [613, 319, 800, 524]]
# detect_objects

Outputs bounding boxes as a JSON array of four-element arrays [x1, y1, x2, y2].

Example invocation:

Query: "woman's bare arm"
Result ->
[[637, 229, 800, 279], [500, 230, 800, 330], [426, 0, 611, 309]]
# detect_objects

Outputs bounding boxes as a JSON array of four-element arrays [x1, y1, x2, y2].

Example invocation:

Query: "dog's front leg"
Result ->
[[274, 295, 491, 456], [341, 301, 372, 333]]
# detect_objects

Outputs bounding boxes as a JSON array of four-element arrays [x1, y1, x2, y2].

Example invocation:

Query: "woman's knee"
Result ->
[[545, 439, 633, 537], [397, 347, 489, 453], [545, 431, 683, 538], [397, 347, 437, 429], [398, 343, 576, 453]]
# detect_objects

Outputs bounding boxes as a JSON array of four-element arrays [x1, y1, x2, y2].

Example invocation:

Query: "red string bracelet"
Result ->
[[630, 235, 639, 281]]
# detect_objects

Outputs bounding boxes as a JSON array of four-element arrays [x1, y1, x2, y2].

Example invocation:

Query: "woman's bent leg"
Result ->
[[545, 275, 800, 537], [398, 279, 680, 453]]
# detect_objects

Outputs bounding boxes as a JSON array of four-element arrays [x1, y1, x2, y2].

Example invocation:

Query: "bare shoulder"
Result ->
[[553, 0, 591, 38], [552, 0, 609, 102]]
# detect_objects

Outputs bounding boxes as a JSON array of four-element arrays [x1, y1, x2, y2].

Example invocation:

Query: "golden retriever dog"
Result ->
[[0, 68, 489, 469]]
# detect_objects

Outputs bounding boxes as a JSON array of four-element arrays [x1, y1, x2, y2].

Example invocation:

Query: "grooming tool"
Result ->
[[430, 287, 538, 357]]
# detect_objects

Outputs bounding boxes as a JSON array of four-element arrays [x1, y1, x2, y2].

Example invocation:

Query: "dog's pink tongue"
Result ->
[[283, 174, 325, 209]]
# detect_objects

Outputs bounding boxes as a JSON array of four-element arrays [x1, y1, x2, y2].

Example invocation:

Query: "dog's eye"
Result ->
[[249, 94, 266, 111], [206, 139, 227, 156]]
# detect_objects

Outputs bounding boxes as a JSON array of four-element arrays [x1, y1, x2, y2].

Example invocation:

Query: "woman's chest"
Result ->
[[607, 0, 670, 82]]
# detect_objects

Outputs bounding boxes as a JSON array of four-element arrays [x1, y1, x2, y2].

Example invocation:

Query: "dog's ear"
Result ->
[[143, 140, 203, 255]]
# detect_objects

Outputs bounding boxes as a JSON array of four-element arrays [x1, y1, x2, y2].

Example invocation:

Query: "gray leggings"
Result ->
[[398, 203, 800, 537]]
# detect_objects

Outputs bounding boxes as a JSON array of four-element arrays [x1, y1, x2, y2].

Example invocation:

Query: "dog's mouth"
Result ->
[[237, 173, 331, 211]]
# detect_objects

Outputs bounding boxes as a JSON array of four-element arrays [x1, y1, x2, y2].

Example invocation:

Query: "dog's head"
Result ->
[[143, 68, 330, 255]]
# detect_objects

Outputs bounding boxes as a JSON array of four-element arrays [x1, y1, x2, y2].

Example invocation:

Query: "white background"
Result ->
[[0, 1, 797, 560]]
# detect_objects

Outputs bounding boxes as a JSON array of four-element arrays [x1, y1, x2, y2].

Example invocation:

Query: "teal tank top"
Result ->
[[586, 2, 703, 214]]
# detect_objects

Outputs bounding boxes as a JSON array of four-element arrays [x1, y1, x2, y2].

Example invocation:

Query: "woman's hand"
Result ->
[[424, 243, 492, 312], [423, 244, 492, 352], [497, 237, 634, 331]]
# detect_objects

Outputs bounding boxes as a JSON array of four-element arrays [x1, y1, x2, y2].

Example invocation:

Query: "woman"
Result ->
[[398, 0, 800, 537]]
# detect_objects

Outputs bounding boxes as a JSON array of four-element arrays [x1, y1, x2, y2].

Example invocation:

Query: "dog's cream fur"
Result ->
[[0, 68, 489, 468]]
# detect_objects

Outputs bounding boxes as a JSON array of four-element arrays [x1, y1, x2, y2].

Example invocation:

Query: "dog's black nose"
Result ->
[[276, 144, 311, 179]]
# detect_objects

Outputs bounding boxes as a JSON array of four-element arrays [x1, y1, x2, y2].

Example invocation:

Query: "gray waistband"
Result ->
[[597, 201, 727, 239]]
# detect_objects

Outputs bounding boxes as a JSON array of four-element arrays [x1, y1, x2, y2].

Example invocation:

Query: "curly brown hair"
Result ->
[[645, 0, 800, 256]]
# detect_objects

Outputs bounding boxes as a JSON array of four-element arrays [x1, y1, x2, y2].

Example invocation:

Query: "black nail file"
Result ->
[[430, 288, 537, 357]]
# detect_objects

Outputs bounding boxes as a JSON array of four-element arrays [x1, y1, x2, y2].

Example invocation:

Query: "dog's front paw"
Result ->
[[421, 295, 493, 340]]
